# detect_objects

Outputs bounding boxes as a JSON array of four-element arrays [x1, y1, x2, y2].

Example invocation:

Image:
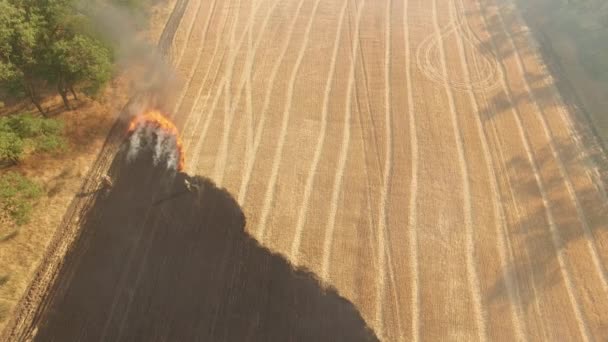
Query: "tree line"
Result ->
[[0, 0, 114, 114]]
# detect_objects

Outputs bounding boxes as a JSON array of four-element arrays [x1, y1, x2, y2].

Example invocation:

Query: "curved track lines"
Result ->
[[289, 0, 349, 263], [430, 0, 488, 340], [254, 0, 324, 242], [319, 0, 366, 280], [416, 2, 500, 92], [450, 0, 527, 339], [479, 2, 591, 340], [403, 0, 420, 340]]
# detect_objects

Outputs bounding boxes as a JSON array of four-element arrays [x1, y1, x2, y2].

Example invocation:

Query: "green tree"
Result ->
[[0, 0, 47, 114], [47, 35, 112, 109], [0, 0, 114, 112], [0, 113, 65, 165], [0, 171, 42, 226]]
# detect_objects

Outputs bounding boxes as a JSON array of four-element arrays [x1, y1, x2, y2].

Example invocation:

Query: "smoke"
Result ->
[[78, 0, 177, 112], [127, 123, 181, 171]]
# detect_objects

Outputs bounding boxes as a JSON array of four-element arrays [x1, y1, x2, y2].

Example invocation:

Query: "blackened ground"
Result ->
[[28, 142, 377, 341]]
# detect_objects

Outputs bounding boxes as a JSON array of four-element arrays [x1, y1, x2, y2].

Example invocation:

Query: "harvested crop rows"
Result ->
[[6, 0, 607, 340], [161, 0, 608, 340]]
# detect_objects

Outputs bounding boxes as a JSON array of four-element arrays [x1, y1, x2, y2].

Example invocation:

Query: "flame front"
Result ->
[[128, 110, 185, 171]]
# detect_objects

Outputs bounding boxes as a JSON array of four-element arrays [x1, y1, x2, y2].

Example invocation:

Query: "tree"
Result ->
[[0, 0, 114, 112], [47, 35, 112, 109], [0, 0, 47, 114], [0, 113, 65, 165], [0, 171, 42, 226]]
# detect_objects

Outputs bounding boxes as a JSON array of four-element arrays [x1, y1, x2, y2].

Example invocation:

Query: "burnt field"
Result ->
[[22, 135, 376, 341]]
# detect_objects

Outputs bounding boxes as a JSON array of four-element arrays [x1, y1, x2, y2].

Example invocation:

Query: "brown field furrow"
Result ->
[[172, 0, 203, 67], [450, 0, 527, 338], [496, 3, 608, 293], [225, 0, 286, 201], [252, 0, 320, 243], [479, 2, 592, 340], [166, 0, 198, 65], [469, 1, 552, 338], [211, 2, 318, 188], [493, 2, 608, 297], [489, 2, 608, 338], [375, 0, 408, 340], [180, 0, 242, 162], [184, 0, 277, 173], [177, 0, 233, 142], [212, 0, 243, 186], [235, 0, 308, 206], [490, 1, 608, 339], [431, 0, 488, 339], [289, 0, 349, 263], [402, 0, 420, 339], [318, 0, 365, 281], [469, 1, 548, 340], [408, 0, 475, 338], [503, 6, 608, 205], [170, 0, 221, 115]]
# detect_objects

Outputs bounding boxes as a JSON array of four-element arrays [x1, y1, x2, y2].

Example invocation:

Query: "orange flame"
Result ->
[[127, 110, 185, 171]]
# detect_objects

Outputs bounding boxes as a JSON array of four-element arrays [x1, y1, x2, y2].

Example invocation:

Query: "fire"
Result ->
[[127, 110, 185, 171]]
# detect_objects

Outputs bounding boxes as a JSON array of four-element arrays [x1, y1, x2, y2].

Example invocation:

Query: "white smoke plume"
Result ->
[[127, 123, 181, 171]]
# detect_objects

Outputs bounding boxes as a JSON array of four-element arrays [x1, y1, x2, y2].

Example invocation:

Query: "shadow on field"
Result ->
[[470, 0, 565, 122], [487, 138, 608, 311], [28, 143, 378, 341]]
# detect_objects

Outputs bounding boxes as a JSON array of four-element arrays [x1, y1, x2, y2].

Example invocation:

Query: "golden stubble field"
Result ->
[[167, 0, 608, 340], [4, 0, 608, 340]]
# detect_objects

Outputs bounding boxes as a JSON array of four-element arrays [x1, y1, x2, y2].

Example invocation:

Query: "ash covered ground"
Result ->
[[27, 126, 377, 341]]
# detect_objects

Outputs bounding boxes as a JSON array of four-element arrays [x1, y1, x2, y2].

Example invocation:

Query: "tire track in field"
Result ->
[[415, 4, 500, 93], [353, 72, 379, 272], [473, 2, 550, 339], [289, 0, 349, 262], [450, 0, 527, 339], [255, 0, 324, 242], [202, 0, 282, 179], [479, 2, 591, 340], [245, 19, 254, 179], [403, 0, 419, 339], [431, 0, 488, 339], [319, 0, 366, 279], [506, 7, 608, 204], [213, 0, 243, 186], [187, 0, 283, 174], [180, 0, 240, 153], [172, 0, 220, 115], [179, 0, 233, 155], [236, 0, 309, 205], [374, 0, 404, 340], [173, 0, 203, 67], [496, 3, 608, 296]]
